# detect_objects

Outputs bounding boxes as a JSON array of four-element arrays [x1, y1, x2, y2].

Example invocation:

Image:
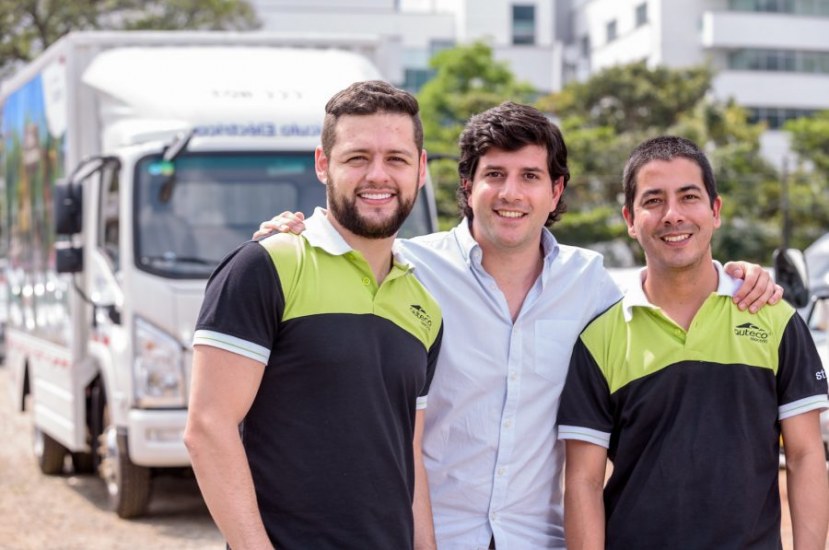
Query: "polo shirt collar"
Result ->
[[455, 217, 560, 268], [622, 260, 737, 322], [303, 207, 411, 269]]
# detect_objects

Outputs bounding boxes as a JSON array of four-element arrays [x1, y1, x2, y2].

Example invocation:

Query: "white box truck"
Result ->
[[0, 31, 437, 518]]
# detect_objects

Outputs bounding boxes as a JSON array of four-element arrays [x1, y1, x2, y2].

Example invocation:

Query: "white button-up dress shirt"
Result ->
[[400, 219, 622, 550]]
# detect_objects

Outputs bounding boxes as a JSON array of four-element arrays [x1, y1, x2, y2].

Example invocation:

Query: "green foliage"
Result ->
[[786, 110, 829, 177], [0, 0, 260, 75], [538, 61, 712, 134], [780, 111, 829, 250]]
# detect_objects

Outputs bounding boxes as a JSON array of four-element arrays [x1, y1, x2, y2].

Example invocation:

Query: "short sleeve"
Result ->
[[416, 321, 444, 410], [557, 337, 614, 448], [777, 313, 829, 420], [193, 241, 285, 365]]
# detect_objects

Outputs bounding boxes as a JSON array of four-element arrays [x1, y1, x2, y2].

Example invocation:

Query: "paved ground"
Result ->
[[0, 364, 224, 550]]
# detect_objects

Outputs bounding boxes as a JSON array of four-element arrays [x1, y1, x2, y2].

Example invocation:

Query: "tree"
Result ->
[[786, 111, 829, 178], [783, 111, 829, 248], [417, 42, 535, 228], [0, 0, 260, 76], [537, 61, 712, 134]]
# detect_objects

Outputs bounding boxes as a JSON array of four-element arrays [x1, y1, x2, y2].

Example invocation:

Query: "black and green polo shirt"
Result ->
[[193, 210, 443, 550], [558, 262, 828, 549]]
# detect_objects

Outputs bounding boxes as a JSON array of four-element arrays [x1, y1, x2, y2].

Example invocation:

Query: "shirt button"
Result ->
[[361, 277, 371, 286], [509, 371, 518, 381], [503, 419, 512, 429], [490, 512, 497, 521], [497, 467, 506, 476]]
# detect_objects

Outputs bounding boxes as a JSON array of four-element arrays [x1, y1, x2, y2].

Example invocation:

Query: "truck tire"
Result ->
[[98, 403, 152, 518], [33, 427, 67, 475]]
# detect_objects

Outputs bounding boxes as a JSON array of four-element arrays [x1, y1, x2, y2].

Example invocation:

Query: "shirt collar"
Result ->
[[303, 207, 412, 269], [454, 217, 560, 268], [622, 260, 738, 322]]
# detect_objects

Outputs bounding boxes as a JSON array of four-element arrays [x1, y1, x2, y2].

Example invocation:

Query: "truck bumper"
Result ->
[[127, 409, 190, 467]]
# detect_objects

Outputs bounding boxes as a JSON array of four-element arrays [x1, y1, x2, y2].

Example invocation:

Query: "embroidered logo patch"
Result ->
[[410, 304, 433, 330], [734, 322, 769, 343]]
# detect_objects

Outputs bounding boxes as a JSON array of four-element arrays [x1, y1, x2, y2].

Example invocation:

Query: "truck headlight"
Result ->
[[133, 316, 186, 408]]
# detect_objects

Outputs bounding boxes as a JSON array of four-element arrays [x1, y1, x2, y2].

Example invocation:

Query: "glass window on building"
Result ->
[[580, 35, 591, 57], [747, 106, 817, 129], [606, 19, 618, 43], [512, 5, 536, 45], [635, 2, 649, 26], [729, 0, 829, 13], [403, 68, 435, 93]]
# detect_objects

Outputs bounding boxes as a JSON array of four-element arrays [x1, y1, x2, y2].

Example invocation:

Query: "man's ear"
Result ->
[[315, 146, 328, 184], [712, 195, 723, 229], [622, 205, 636, 238], [418, 149, 427, 190]]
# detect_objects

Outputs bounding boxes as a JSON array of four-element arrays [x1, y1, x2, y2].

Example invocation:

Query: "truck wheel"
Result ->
[[98, 405, 151, 518], [33, 427, 67, 475]]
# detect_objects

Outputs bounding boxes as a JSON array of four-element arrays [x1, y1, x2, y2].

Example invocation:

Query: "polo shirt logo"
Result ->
[[734, 322, 769, 343], [410, 304, 433, 330]]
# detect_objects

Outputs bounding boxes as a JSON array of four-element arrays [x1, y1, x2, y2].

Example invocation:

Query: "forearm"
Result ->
[[412, 409, 436, 550], [564, 480, 606, 549], [185, 420, 273, 549], [786, 450, 829, 550]]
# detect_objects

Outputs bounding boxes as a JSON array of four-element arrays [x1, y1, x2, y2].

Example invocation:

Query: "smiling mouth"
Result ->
[[496, 210, 525, 219], [359, 191, 394, 200], [662, 234, 691, 243]]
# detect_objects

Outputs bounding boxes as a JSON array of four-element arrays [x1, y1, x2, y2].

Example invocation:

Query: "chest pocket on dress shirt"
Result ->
[[533, 320, 582, 383]]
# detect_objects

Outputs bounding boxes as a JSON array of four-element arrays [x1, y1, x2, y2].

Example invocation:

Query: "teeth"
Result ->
[[498, 211, 524, 218], [663, 234, 690, 242], [360, 192, 392, 200]]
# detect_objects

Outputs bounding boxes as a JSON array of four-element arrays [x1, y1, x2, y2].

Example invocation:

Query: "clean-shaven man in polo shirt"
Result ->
[[559, 136, 829, 549], [184, 81, 443, 550], [256, 104, 782, 549]]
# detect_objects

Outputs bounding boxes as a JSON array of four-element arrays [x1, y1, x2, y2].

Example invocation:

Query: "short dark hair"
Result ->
[[623, 136, 717, 217], [321, 80, 424, 156], [456, 102, 569, 227]]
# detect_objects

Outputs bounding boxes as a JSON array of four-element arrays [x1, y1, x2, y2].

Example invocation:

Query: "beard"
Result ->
[[326, 172, 418, 239]]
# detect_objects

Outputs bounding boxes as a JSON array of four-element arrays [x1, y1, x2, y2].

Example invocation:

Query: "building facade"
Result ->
[[566, 0, 829, 164], [252, 0, 566, 93]]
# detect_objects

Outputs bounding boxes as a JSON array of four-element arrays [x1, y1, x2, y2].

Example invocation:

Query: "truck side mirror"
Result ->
[[55, 179, 83, 235], [773, 247, 810, 309]]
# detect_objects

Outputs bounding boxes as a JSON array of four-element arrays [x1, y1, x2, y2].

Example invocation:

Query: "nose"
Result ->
[[498, 174, 522, 201], [661, 197, 684, 225], [365, 158, 390, 184]]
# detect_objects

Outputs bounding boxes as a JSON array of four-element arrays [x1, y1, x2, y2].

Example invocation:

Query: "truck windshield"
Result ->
[[134, 152, 435, 279]]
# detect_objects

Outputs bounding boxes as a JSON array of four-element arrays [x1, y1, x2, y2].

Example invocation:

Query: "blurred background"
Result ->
[[1, 0, 828, 266]]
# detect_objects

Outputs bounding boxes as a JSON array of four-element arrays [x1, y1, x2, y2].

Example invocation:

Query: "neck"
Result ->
[[478, 237, 545, 322], [643, 258, 718, 330], [327, 212, 396, 283]]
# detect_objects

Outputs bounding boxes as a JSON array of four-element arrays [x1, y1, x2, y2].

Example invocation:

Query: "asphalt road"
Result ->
[[0, 364, 224, 550]]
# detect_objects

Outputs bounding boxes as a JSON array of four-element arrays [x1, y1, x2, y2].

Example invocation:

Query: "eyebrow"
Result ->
[[479, 163, 545, 173], [339, 147, 416, 157], [639, 183, 704, 200]]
